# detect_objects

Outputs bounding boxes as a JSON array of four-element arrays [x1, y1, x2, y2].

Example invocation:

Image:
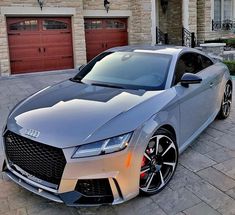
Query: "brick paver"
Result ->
[[0, 71, 235, 215]]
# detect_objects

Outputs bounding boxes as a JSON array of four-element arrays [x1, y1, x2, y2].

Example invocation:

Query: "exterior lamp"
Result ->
[[37, 0, 44, 10], [161, 0, 168, 14], [104, 0, 110, 13]]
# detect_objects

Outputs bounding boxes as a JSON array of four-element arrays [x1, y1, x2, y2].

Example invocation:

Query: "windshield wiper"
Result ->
[[91, 83, 125, 89]]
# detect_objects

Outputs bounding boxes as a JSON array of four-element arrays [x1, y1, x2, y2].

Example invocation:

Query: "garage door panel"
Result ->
[[44, 57, 73, 71], [41, 33, 72, 44], [7, 17, 73, 74], [11, 58, 44, 74], [44, 46, 73, 58], [9, 47, 41, 59], [85, 18, 128, 61], [8, 34, 41, 47]]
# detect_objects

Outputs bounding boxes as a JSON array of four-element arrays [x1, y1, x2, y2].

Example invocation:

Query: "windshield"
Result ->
[[74, 52, 172, 90]]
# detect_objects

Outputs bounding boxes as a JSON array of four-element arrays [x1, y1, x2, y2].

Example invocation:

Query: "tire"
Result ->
[[139, 128, 178, 196], [218, 82, 232, 119]]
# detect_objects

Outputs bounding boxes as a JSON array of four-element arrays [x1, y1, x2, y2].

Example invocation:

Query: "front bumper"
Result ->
[[2, 129, 145, 206]]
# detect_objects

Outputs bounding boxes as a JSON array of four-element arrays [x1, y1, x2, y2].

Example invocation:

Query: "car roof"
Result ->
[[106, 45, 197, 57]]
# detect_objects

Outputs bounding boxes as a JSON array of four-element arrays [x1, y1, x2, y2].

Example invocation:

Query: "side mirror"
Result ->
[[180, 73, 202, 88], [77, 64, 85, 71]]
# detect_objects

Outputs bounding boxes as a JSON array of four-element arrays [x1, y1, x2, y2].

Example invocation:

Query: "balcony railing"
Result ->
[[212, 19, 235, 31], [156, 27, 168, 45]]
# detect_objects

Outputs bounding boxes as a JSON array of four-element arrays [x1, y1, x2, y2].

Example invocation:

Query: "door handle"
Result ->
[[210, 82, 214, 88], [105, 43, 108, 48], [43, 48, 46, 53], [38, 48, 41, 53]]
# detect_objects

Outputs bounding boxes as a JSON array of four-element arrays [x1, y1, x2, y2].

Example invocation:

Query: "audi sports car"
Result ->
[[1, 45, 233, 206]]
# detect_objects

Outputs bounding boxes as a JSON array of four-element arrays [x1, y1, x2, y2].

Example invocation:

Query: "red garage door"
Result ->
[[7, 17, 74, 74], [85, 18, 128, 61]]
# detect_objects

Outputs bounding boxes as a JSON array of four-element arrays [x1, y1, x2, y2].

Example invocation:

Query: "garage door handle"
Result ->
[[43, 48, 46, 53], [38, 48, 41, 53], [105, 43, 108, 48]]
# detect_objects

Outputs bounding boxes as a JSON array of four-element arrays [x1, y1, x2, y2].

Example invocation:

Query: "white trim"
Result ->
[[211, 0, 215, 20], [156, 0, 159, 27], [151, 0, 157, 45], [83, 10, 132, 18], [182, 0, 189, 29], [0, 6, 76, 16], [221, 0, 224, 20]]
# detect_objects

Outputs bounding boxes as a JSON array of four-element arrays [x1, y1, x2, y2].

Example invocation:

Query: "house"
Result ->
[[0, 0, 234, 76]]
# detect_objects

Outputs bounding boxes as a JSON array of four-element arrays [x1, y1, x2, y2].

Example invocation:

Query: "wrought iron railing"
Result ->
[[156, 27, 168, 45], [212, 19, 235, 31], [182, 27, 196, 48]]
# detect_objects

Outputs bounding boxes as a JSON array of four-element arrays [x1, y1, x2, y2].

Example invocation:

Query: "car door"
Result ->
[[200, 54, 224, 116], [173, 52, 215, 146]]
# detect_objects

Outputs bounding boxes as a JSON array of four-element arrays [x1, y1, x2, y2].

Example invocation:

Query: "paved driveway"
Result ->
[[0, 71, 235, 215]]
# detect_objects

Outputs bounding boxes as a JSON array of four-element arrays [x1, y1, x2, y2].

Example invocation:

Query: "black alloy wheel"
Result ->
[[140, 128, 178, 195]]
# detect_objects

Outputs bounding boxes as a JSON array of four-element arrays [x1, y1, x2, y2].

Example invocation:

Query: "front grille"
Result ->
[[75, 179, 113, 197], [4, 131, 66, 185]]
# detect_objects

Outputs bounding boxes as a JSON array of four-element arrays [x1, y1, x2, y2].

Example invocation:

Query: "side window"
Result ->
[[173, 53, 203, 85], [200, 55, 213, 69]]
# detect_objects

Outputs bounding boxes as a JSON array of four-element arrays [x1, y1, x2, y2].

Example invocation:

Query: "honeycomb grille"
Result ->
[[4, 131, 66, 185], [75, 179, 113, 196]]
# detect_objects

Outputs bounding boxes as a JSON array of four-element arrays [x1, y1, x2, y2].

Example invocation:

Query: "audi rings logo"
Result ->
[[25, 129, 40, 139]]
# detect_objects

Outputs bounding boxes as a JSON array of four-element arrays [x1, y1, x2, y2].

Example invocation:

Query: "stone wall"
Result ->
[[197, 0, 234, 43], [159, 0, 182, 45], [130, 0, 152, 44], [84, 0, 152, 45], [0, 0, 86, 76], [0, 0, 153, 76], [188, 0, 197, 34], [83, 0, 131, 10]]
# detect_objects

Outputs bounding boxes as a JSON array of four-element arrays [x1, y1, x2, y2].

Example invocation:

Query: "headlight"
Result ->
[[72, 133, 132, 158]]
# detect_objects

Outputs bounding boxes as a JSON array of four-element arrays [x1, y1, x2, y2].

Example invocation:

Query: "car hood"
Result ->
[[7, 80, 174, 148]]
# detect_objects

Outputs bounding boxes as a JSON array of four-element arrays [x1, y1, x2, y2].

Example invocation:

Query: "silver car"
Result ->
[[1, 45, 232, 206]]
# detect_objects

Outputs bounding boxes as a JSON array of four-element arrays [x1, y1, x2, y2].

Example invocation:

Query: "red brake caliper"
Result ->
[[140, 149, 150, 179]]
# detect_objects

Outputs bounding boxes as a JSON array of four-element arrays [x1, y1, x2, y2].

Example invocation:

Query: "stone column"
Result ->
[[130, 0, 152, 44], [0, 15, 10, 76], [167, 0, 183, 45]]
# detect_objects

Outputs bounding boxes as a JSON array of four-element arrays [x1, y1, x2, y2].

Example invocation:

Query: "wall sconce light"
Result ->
[[104, 0, 110, 13], [161, 0, 168, 14], [37, 0, 44, 10]]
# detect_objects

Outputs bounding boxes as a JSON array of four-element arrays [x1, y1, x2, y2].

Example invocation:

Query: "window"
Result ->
[[214, 0, 222, 21], [105, 20, 126, 29], [174, 53, 203, 85], [224, 0, 233, 19], [43, 20, 68, 30], [84, 20, 102, 29], [214, 0, 233, 21], [76, 52, 172, 90], [9, 20, 38, 31], [200, 55, 214, 69]]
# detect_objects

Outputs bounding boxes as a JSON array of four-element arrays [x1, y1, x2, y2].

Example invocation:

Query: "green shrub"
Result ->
[[223, 60, 235, 75]]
